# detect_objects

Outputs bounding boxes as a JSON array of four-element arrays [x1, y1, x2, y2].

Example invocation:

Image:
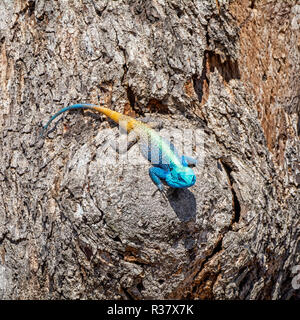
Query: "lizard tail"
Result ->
[[42, 104, 97, 133], [41, 103, 133, 137]]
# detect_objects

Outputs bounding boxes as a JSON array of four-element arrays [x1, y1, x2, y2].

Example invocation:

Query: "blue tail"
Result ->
[[41, 103, 97, 136]]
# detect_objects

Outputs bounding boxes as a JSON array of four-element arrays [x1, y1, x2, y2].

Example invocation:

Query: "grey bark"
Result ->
[[0, 0, 299, 299]]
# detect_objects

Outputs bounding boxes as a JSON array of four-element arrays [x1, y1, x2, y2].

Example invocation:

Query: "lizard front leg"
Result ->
[[149, 167, 169, 190], [149, 166, 170, 200]]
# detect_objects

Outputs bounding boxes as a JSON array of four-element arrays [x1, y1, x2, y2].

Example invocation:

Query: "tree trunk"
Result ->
[[0, 0, 299, 299]]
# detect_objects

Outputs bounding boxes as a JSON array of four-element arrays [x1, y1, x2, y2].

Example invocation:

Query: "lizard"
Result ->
[[41, 103, 197, 194]]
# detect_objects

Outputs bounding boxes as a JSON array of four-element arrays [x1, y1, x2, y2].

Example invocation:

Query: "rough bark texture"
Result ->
[[0, 0, 299, 300]]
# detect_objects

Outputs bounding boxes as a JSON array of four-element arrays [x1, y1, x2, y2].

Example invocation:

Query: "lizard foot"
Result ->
[[152, 187, 169, 203]]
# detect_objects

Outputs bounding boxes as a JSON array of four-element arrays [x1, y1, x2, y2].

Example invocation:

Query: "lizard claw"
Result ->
[[152, 186, 168, 202], [159, 188, 170, 208], [39, 127, 46, 139], [160, 189, 169, 202]]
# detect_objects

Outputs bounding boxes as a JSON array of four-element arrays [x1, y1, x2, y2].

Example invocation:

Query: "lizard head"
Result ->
[[166, 166, 196, 188]]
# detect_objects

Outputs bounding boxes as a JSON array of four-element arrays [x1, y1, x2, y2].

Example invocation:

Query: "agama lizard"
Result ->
[[42, 104, 197, 193]]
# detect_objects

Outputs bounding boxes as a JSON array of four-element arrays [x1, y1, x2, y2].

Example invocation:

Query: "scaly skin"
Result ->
[[42, 103, 197, 191]]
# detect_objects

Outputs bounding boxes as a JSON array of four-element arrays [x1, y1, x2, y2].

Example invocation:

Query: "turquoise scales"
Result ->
[[42, 104, 197, 192]]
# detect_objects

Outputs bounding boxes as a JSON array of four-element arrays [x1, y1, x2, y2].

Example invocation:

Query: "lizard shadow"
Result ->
[[167, 188, 197, 222]]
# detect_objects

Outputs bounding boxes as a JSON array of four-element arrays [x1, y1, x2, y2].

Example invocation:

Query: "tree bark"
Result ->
[[0, 0, 299, 299]]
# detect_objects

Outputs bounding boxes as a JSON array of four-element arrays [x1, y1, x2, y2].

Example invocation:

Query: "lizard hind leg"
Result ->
[[140, 116, 164, 131], [181, 155, 198, 167], [110, 130, 139, 154]]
